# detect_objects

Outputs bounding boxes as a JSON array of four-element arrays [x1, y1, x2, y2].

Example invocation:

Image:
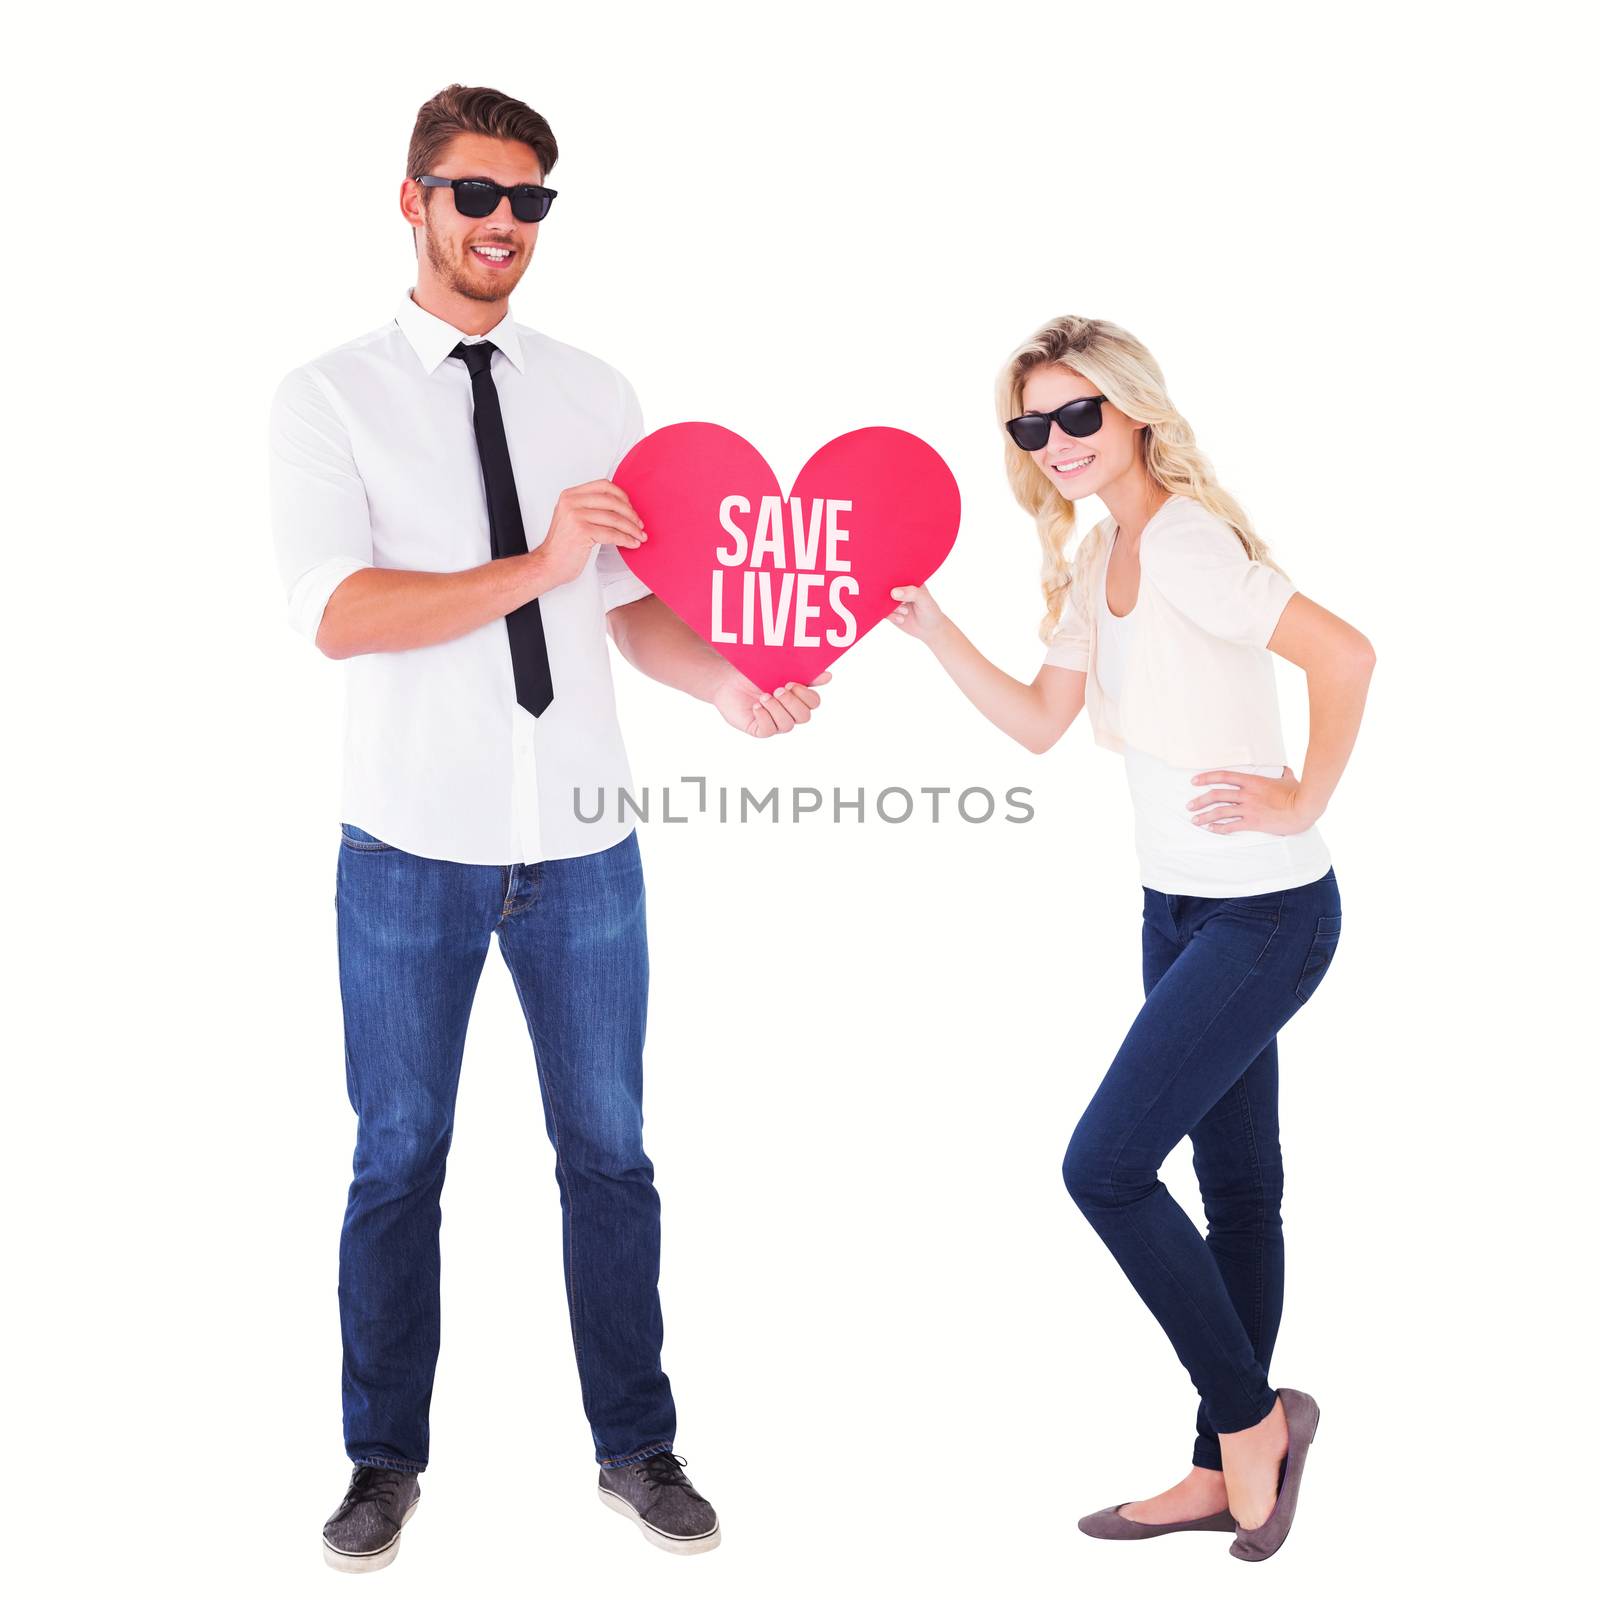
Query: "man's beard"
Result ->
[[422, 219, 518, 304]]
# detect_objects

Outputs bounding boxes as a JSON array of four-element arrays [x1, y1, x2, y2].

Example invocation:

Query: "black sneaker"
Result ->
[[597, 1451, 720, 1553], [321, 1465, 421, 1572]]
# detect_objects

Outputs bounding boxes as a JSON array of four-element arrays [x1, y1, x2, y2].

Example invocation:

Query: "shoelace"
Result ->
[[635, 1452, 704, 1501], [341, 1466, 408, 1522]]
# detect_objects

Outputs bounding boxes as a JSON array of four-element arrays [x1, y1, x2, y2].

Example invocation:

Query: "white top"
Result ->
[[268, 290, 653, 866], [1095, 524, 1332, 897], [1044, 495, 1298, 768]]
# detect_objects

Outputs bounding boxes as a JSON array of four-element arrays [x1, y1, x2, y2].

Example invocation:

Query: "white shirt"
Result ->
[[1044, 495, 1299, 768], [1095, 525, 1332, 896], [268, 291, 653, 866]]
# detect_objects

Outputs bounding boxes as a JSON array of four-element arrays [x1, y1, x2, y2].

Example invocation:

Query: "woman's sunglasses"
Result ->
[[414, 174, 558, 223], [1005, 394, 1108, 451]]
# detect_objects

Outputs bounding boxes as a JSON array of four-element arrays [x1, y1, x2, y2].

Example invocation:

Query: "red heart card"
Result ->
[[613, 422, 961, 692]]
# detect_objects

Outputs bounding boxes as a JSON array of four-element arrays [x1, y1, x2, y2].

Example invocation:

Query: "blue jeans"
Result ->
[[1062, 867, 1341, 1470], [333, 823, 675, 1472]]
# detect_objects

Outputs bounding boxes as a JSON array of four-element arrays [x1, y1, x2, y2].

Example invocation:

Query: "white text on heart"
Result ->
[[709, 494, 859, 648]]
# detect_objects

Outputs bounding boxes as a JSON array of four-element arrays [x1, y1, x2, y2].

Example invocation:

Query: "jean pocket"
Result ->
[[1294, 913, 1342, 1002], [340, 822, 396, 852], [1223, 885, 1286, 922]]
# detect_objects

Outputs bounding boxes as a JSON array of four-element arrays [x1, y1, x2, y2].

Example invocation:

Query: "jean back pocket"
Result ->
[[1294, 913, 1342, 1002]]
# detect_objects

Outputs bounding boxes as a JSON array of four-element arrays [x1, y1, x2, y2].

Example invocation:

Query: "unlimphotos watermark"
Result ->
[[573, 778, 1035, 826]]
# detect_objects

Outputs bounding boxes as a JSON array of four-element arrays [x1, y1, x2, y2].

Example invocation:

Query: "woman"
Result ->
[[889, 316, 1374, 1562]]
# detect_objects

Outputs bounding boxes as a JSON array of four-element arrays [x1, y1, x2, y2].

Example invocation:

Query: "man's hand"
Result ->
[[712, 671, 832, 737], [532, 479, 646, 590]]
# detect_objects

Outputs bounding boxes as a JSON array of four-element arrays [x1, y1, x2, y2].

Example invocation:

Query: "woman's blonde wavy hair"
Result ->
[[996, 316, 1287, 641]]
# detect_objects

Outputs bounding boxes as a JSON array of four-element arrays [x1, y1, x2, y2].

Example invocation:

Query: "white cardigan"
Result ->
[[1042, 495, 1297, 768]]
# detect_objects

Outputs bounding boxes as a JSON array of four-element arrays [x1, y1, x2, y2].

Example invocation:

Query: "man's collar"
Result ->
[[395, 289, 526, 375]]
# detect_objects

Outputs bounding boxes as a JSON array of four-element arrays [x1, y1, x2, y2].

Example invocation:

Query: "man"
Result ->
[[269, 82, 826, 1572]]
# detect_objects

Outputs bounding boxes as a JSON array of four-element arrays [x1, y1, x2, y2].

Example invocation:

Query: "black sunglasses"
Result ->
[[414, 174, 558, 223], [1005, 394, 1108, 451]]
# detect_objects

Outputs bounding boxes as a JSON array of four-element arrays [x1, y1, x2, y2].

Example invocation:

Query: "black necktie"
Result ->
[[450, 339, 554, 717]]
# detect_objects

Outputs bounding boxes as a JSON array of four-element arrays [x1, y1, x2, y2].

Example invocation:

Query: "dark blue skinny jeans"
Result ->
[[333, 822, 675, 1473], [1063, 867, 1341, 1468]]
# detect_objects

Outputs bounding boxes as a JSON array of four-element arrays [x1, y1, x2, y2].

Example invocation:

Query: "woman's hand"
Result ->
[[888, 584, 950, 644], [1187, 767, 1322, 835]]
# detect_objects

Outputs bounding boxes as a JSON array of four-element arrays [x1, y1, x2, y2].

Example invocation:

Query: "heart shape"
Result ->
[[613, 422, 961, 692]]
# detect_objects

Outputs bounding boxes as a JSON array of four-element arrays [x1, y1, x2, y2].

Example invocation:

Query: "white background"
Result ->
[[7, 2, 1594, 1595]]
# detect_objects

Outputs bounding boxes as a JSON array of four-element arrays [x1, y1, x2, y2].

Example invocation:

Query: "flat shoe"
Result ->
[[1230, 1387, 1321, 1562], [1078, 1502, 1236, 1539]]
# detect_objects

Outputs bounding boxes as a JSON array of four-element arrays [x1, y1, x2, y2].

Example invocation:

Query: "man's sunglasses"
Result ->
[[1005, 394, 1108, 451], [414, 174, 558, 223]]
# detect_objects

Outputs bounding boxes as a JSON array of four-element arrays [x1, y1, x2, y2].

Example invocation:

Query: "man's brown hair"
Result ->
[[406, 83, 559, 184]]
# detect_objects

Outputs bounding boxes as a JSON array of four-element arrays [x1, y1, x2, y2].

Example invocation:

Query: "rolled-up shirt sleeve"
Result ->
[[269, 366, 374, 644], [1141, 506, 1296, 647], [598, 369, 653, 613], [1042, 584, 1092, 671]]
